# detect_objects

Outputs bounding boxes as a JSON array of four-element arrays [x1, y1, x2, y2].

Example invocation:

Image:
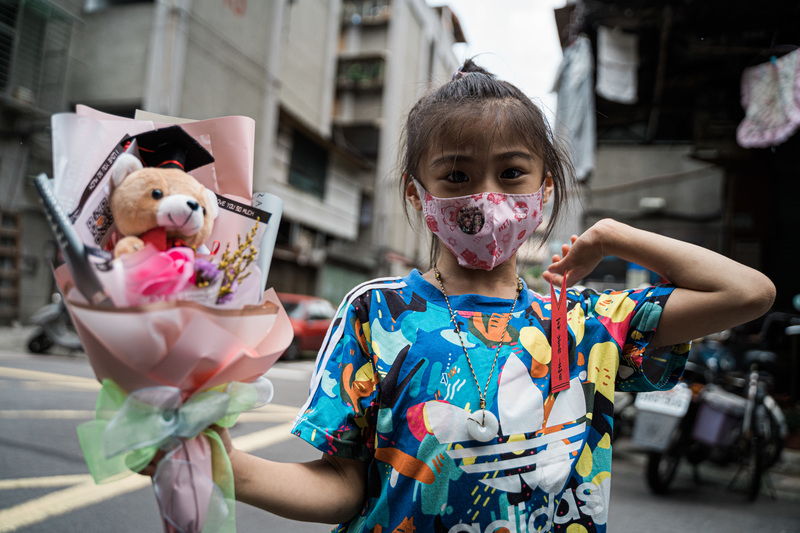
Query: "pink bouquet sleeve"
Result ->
[[46, 108, 293, 533]]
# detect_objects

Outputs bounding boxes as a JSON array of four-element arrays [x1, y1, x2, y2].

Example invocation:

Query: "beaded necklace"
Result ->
[[433, 266, 522, 442]]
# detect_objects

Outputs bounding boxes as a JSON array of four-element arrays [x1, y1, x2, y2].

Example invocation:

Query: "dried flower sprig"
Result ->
[[217, 219, 259, 304], [194, 258, 222, 288]]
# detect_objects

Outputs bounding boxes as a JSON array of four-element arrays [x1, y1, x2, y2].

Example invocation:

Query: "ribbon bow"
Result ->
[[77, 377, 273, 533]]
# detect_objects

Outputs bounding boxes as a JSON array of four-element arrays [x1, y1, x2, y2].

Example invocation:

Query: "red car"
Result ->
[[277, 293, 336, 360]]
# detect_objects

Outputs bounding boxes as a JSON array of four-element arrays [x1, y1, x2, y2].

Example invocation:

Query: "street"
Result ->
[[1, 340, 799, 533]]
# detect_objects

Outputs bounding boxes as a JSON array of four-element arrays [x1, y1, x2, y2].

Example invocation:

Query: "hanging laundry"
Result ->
[[737, 49, 800, 148], [596, 26, 639, 104], [553, 35, 595, 182]]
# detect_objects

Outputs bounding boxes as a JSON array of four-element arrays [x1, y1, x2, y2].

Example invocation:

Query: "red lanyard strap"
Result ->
[[550, 271, 571, 393]]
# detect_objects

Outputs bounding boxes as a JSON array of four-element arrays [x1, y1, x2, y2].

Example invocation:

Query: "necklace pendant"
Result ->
[[467, 409, 499, 442]]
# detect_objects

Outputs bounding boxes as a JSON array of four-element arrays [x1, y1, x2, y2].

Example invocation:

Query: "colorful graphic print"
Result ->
[[292, 270, 689, 532], [457, 205, 486, 234]]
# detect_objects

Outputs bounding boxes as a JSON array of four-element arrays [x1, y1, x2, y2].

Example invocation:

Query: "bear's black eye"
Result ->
[[202, 207, 207, 216], [151, 189, 163, 200]]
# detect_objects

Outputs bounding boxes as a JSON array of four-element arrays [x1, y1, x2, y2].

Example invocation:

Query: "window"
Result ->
[[288, 131, 328, 199], [84, 0, 154, 13], [0, 0, 72, 112]]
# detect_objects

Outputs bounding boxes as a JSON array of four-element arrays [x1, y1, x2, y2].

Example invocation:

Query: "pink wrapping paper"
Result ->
[[49, 107, 292, 532], [55, 264, 292, 397]]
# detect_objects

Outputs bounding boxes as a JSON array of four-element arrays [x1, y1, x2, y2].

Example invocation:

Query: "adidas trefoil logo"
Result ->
[[425, 354, 588, 494]]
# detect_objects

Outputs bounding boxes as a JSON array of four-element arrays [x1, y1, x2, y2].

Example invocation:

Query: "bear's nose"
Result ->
[[187, 200, 199, 211]]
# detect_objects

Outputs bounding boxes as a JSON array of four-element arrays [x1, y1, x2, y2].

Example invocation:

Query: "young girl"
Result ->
[[218, 59, 775, 532]]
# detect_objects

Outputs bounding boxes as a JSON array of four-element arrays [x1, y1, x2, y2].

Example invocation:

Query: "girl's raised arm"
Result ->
[[543, 218, 776, 347]]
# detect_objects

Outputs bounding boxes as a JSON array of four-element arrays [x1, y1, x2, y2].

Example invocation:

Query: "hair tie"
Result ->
[[451, 69, 465, 81]]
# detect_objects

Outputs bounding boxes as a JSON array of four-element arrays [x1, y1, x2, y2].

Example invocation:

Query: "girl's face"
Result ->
[[406, 123, 554, 210]]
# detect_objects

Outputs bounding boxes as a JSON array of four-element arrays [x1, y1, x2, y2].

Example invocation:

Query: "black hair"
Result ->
[[398, 58, 577, 267]]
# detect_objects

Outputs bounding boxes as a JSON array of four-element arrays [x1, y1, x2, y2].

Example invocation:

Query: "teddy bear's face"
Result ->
[[110, 166, 218, 248]]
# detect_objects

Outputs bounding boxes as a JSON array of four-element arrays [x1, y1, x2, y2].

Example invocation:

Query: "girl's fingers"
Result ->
[[542, 270, 564, 287], [137, 449, 165, 478]]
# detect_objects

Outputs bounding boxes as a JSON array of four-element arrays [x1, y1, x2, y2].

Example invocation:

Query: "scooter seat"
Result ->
[[743, 349, 777, 366]]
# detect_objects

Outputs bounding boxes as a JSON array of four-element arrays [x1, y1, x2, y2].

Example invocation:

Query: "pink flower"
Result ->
[[487, 192, 506, 205], [442, 205, 460, 228], [461, 249, 477, 263], [122, 246, 196, 303], [462, 248, 491, 269], [513, 201, 529, 221], [425, 215, 439, 232]]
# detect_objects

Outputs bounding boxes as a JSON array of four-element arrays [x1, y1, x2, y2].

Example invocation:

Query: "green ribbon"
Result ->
[[77, 377, 272, 532]]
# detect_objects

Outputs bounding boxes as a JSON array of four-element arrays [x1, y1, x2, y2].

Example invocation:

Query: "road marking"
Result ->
[[0, 367, 100, 391], [0, 405, 298, 422], [0, 409, 95, 419], [0, 476, 149, 532], [266, 362, 316, 381], [231, 421, 296, 453], [0, 474, 92, 489], [0, 363, 315, 387], [0, 422, 296, 532], [0, 363, 303, 530]]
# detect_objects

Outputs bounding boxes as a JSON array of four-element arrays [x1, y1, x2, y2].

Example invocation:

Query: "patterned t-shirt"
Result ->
[[292, 270, 690, 533]]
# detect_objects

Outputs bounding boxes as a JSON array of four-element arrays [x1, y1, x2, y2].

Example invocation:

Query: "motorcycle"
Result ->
[[613, 390, 638, 441], [632, 311, 797, 501], [27, 292, 83, 354]]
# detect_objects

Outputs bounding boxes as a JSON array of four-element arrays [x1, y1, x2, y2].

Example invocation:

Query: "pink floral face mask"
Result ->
[[413, 178, 545, 270]]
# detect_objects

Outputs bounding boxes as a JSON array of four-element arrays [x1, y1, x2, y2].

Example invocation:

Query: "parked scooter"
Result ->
[[632, 310, 797, 501], [613, 390, 638, 441], [27, 292, 83, 354]]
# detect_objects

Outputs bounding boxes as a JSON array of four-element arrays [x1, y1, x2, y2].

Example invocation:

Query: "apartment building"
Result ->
[[0, 0, 463, 321], [553, 0, 800, 309], [0, 0, 80, 322]]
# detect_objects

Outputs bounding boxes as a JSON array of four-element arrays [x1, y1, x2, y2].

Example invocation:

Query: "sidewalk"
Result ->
[[1, 323, 799, 499]]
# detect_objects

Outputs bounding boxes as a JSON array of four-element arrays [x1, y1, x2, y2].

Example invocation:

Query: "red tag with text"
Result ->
[[550, 271, 570, 394]]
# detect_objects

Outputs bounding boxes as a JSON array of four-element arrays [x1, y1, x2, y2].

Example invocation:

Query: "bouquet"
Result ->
[[40, 106, 293, 533]]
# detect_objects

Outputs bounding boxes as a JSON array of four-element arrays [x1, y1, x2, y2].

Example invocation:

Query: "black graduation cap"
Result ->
[[129, 125, 214, 172]]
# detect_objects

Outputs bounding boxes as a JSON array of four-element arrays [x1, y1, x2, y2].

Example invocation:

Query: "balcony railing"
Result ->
[[337, 56, 385, 92], [341, 0, 391, 26]]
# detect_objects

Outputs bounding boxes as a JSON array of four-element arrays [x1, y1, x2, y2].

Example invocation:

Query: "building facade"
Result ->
[[0, 0, 463, 322], [0, 0, 82, 323], [553, 0, 800, 309]]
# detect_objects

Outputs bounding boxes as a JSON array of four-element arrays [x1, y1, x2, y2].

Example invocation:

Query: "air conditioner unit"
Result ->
[[12, 86, 36, 106]]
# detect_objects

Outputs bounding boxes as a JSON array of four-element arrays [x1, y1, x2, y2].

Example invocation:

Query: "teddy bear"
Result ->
[[108, 152, 219, 257]]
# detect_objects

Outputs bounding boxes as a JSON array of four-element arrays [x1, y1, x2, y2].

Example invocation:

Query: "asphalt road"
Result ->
[[1, 341, 799, 532]]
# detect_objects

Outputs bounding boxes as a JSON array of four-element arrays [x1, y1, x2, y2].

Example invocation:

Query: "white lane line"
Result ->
[[0, 421, 296, 532], [0, 367, 100, 391], [265, 363, 315, 381], [0, 474, 92, 489], [229, 421, 296, 453], [0, 410, 95, 420], [0, 476, 148, 532], [0, 404, 299, 422]]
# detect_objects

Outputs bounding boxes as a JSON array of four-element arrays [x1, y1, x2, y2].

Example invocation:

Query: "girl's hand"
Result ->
[[138, 426, 235, 478], [138, 450, 165, 477], [543, 224, 606, 287], [542, 218, 775, 347], [211, 425, 234, 454]]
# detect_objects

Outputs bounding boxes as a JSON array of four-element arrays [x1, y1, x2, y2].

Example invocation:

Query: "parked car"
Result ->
[[277, 292, 336, 360]]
